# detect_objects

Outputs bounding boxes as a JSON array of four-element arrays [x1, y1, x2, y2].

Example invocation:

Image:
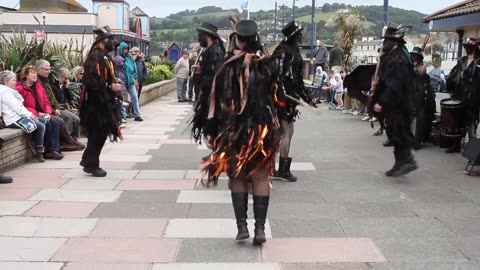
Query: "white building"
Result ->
[[0, 0, 150, 54]]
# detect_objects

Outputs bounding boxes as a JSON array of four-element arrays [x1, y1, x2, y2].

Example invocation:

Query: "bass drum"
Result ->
[[440, 98, 465, 137]]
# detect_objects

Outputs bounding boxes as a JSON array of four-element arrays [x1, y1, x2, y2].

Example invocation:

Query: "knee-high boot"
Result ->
[[275, 157, 297, 182], [231, 192, 250, 240], [253, 195, 269, 245]]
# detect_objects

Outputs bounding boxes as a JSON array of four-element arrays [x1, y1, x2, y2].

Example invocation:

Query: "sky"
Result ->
[[1, 0, 461, 17]]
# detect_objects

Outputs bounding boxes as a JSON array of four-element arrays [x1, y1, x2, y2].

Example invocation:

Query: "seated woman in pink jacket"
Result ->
[[16, 66, 64, 160]]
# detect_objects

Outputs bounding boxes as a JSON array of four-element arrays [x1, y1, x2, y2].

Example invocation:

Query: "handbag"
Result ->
[[14, 116, 37, 133]]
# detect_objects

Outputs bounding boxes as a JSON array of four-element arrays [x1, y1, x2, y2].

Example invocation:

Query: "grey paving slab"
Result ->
[[0, 217, 98, 237], [407, 202, 480, 218], [29, 189, 122, 203], [63, 169, 139, 179], [268, 203, 351, 219], [117, 191, 180, 203], [0, 262, 64, 270], [269, 218, 345, 238], [345, 202, 417, 218], [373, 237, 468, 262], [89, 203, 190, 218], [369, 261, 480, 270], [400, 189, 473, 203], [0, 201, 38, 215], [319, 190, 406, 203], [135, 170, 187, 180], [177, 190, 253, 204], [270, 191, 325, 203], [338, 217, 454, 238], [107, 148, 151, 155], [438, 217, 480, 236], [0, 237, 66, 261], [133, 145, 207, 170], [153, 263, 280, 270], [309, 170, 390, 191], [175, 239, 262, 262], [457, 189, 480, 203], [187, 204, 247, 218], [280, 263, 371, 270], [449, 237, 480, 260], [61, 179, 121, 190], [164, 219, 272, 238]]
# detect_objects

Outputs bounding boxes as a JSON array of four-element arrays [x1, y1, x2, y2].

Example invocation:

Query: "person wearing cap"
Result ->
[[174, 51, 190, 102], [79, 26, 123, 177], [130, 47, 147, 100], [271, 21, 315, 182], [117, 42, 142, 122], [190, 22, 225, 143], [371, 25, 418, 177], [198, 19, 279, 245], [410, 47, 435, 150], [445, 38, 480, 153]]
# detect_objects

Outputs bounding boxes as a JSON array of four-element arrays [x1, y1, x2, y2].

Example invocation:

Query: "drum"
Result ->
[[440, 98, 466, 137]]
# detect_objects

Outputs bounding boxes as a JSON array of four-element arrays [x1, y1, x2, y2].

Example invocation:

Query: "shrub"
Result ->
[[143, 64, 174, 85]]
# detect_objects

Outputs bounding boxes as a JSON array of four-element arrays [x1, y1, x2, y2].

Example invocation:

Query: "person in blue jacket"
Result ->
[[118, 42, 143, 122]]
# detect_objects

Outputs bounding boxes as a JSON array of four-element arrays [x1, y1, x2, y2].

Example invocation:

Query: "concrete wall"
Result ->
[[139, 79, 176, 106], [0, 129, 34, 173]]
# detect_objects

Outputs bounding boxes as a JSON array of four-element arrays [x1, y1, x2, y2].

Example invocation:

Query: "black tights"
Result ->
[[230, 168, 270, 196], [279, 120, 294, 158]]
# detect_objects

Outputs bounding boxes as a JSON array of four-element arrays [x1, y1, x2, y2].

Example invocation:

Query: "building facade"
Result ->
[[0, 0, 150, 55]]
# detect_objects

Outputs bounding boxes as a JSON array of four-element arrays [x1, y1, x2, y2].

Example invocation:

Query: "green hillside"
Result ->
[[149, 4, 427, 56]]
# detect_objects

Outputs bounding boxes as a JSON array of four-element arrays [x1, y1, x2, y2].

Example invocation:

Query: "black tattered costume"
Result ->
[[191, 22, 225, 143], [190, 20, 288, 245], [410, 47, 436, 150], [445, 39, 480, 153], [370, 26, 418, 177], [79, 27, 121, 177], [271, 21, 314, 182]]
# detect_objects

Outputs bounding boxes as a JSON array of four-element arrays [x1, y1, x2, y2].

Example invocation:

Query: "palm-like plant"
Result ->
[[0, 31, 46, 73], [327, 9, 363, 70]]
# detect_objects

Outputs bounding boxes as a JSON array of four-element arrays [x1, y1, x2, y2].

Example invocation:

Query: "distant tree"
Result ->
[[322, 3, 332, 13]]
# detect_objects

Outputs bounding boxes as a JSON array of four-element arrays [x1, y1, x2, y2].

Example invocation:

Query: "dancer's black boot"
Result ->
[[231, 192, 250, 240], [253, 195, 269, 245]]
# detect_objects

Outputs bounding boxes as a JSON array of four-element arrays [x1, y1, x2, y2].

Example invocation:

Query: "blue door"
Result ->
[[170, 49, 179, 62]]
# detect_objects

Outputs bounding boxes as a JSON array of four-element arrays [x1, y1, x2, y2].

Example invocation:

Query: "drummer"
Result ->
[[445, 38, 480, 153]]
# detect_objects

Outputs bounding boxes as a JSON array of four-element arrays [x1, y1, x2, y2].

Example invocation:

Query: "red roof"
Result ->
[[423, 0, 480, 22]]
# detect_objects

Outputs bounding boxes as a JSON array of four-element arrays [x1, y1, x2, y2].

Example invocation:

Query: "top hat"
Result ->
[[382, 25, 410, 44], [410, 46, 423, 56], [281, 21, 304, 40], [410, 46, 424, 60], [197, 22, 219, 38], [235, 20, 258, 38], [93, 26, 114, 43], [463, 38, 479, 48]]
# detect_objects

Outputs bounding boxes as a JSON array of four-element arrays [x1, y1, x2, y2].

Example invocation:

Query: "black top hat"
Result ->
[[197, 22, 219, 38], [281, 21, 304, 40], [93, 26, 114, 43], [410, 46, 423, 56], [235, 20, 258, 38], [382, 25, 410, 44], [463, 38, 479, 48]]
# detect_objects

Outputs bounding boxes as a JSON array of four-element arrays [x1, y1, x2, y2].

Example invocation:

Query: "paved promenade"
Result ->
[[0, 93, 479, 270]]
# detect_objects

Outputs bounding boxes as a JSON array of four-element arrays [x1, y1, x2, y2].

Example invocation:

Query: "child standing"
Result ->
[[333, 73, 344, 110]]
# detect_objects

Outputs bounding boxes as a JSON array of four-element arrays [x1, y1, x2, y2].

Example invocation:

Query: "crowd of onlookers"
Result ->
[[0, 44, 148, 184]]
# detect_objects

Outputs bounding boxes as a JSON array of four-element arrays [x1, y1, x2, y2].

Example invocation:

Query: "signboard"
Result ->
[[34, 30, 46, 42]]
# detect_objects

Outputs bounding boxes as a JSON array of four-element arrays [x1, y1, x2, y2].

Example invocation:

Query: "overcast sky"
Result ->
[[2, 0, 460, 17]]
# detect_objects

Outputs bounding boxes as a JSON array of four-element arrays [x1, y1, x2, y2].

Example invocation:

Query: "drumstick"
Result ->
[[285, 94, 321, 112]]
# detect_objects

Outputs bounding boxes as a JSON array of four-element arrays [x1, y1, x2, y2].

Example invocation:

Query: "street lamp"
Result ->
[[41, 10, 47, 42], [292, 0, 296, 21]]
